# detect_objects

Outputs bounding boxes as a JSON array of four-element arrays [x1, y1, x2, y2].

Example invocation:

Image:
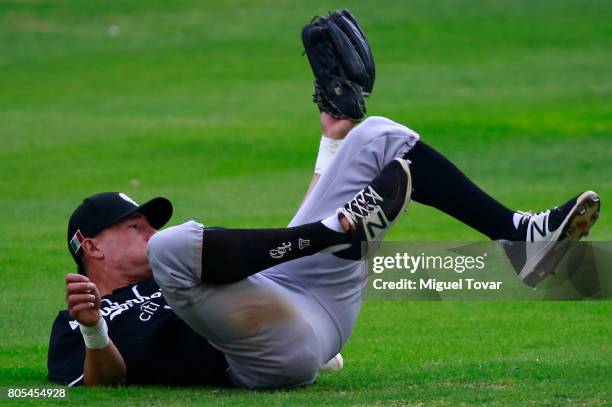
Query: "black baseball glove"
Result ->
[[302, 9, 375, 120]]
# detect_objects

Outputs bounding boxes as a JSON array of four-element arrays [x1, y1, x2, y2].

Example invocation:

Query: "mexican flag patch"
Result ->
[[70, 230, 85, 254]]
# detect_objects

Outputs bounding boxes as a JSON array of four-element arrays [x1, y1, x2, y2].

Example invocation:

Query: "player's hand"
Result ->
[[320, 112, 354, 140], [65, 273, 101, 327]]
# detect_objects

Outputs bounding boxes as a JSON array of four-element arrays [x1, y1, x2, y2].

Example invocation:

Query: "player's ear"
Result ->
[[81, 238, 103, 260]]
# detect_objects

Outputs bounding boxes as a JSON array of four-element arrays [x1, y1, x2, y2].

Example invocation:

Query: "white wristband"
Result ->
[[314, 135, 344, 175], [79, 318, 110, 349]]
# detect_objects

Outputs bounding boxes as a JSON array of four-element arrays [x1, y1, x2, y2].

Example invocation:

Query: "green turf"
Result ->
[[0, 0, 611, 405]]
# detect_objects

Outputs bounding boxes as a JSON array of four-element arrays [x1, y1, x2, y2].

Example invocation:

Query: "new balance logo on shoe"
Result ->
[[515, 191, 601, 288], [529, 212, 549, 241], [365, 209, 389, 240], [334, 158, 412, 260]]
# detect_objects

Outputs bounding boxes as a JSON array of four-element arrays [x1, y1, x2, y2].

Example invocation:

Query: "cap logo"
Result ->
[[119, 193, 138, 207], [70, 230, 85, 254]]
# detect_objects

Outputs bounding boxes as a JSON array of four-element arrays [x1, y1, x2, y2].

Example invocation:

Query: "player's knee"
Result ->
[[147, 220, 204, 290], [346, 116, 384, 146], [280, 350, 320, 387], [273, 320, 321, 387], [237, 312, 322, 388], [347, 116, 418, 147]]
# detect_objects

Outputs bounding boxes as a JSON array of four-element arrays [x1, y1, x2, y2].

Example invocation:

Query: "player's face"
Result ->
[[94, 213, 157, 279]]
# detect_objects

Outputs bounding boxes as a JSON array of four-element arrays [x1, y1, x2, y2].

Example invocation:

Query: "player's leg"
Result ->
[[290, 115, 420, 227], [147, 159, 410, 387], [298, 117, 599, 245], [402, 140, 601, 286], [177, 116, 418, 294], [200, 220, 352, 285], [146, 122, 417, 386], [298, 114, 599, 285], [147, 220, 333, 388], [403, 140, 517, 240], [264, 115, 420, 351], [272, 113, 600, 353]]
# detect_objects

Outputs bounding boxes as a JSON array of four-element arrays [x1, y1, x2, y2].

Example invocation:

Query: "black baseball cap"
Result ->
[[67, 192, 173, 274]]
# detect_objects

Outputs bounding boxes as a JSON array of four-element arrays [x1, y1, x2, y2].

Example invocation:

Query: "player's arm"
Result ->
[[302, 112, 354, 201], [65, 273, 127, 387], [300, 10, 374, 201]]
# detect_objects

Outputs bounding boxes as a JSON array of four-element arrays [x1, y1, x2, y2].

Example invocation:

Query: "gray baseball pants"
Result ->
[[147, 116, 420, 388]]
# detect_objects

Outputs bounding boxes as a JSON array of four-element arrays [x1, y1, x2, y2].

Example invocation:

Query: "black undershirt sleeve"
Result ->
[[47, 312, 85, 386]]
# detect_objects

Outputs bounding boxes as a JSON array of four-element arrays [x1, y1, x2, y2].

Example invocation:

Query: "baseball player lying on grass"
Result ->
[[48, 10, 600, 388]]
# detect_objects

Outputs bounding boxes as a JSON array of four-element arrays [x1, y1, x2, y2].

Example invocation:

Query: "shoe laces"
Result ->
[[516, 209, 552, 224], [339, 186, 383, 228]]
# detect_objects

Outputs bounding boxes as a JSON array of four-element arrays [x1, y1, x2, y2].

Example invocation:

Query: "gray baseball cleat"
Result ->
[[334, 158, 412, 260], [505, 191, 601, 287]]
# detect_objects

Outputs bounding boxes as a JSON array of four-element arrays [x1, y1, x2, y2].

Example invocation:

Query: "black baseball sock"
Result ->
[[201, 221, 350, 284], [403, 141, 517, 240]]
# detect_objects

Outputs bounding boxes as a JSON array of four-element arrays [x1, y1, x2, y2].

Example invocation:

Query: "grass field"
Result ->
[[1, 0, 611, 405]]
